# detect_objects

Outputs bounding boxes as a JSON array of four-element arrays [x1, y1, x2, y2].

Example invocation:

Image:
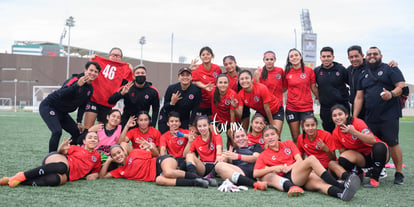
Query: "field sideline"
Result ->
[[0, 111, 413, 207]]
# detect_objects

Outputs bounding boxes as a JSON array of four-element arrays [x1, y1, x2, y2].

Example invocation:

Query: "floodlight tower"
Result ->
[[300, 9, 317, 68]]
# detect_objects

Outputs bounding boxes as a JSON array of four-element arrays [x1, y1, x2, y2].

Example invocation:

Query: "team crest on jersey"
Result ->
[[86, 104, 91, 110], [225, 99, 231, 105], [319, 71, 323, 76], [145, 95, 149, 99], [147, 137, 153, 143], [378, 71, 383, 76], [131, 92, 135, 97], [254, 96, 260, 103], [259, 138, 264, 144], [315, 145, 321, 150], [276, 73, 282, 80], [300, 73, 306, 79], [189, 94, 194, 100], [49, 111, 55, 116], [361, 128, 371, 135], [87, 91, 91, 96], [91, 155, 97, 163], [209, 143, 215, 151], [213, 72, 218, 78], [78, 88, 81, 92], [336, 72, 340, 76], [128, 157, 133, 165], [284, 147, 291, 155], [177, 138, 184, 145], [352, 135, 358, 140]]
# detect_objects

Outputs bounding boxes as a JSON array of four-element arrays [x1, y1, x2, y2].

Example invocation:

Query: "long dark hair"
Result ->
[[136, 111, 151, 128], [105, 109, 121, 126], [301, 115, 318, 141], [223, 55, 241, 73], [330, 104, 353, 125], [262, 125, 280, 140], [195, 115, 213, 147], [261, 51, 276, 80], [284, 48, 305, 78], [199, 46, 214, 58], [213, 74, 229, 106]]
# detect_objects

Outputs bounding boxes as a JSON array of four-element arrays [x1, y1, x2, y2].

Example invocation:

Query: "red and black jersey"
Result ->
[[160, 129, 190, 158], [284, 66, 316, 112], [126, 127, 161, 148], [110, 149, 157, 181], [247, 132, 265, 149], [238, 82, 281, 115], [257, 67, 285, 107], [210, 88, 242, 123], [67, 145, 101, 181], [91, 56, 133, 107], [297, 129, 335, 168], [190, 133, 223, 162], [192, 63, 222, 109]]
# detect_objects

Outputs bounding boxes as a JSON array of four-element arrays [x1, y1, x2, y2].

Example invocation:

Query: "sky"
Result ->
[[1, 0, 414, 83]]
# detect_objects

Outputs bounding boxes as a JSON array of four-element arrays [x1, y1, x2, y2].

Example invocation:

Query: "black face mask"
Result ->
[[135, 76, 146, 84]]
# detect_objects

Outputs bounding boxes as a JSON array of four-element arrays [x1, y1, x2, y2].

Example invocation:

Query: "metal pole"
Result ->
[[294, 28, 297, 49], [170, 33, 173, 84], [139, 36, 146, 65], [66, 26, 71, 79], [14, 78, 17, 112], [140, 44, 143, 65]]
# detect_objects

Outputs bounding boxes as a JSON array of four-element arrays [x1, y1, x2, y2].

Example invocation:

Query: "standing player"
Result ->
[[353, 46, 405, 185], [39, 61, 101, 152], [238, 70, 283, 134], [108, 65, 160, 127], [83, 48, 133, 129], [314, 47, 349, 133], [1, 132, 101, 187], [158, 67, 201, 134], [283, 48, 319, 144], [254, 51, 285, 133], [190, 46, 222, 116]]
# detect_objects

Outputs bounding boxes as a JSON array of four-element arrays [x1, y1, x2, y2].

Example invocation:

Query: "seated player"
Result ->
[[247, 114, 266, 149]]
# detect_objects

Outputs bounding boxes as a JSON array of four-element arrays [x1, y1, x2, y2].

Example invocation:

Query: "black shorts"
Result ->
[[256, 106, 285, 123], [282, 170, 293, 182], [367, 119, 399, 147], [238, 164, 254, 179], [85, 101, 112, 123], [285, 109, 313, 123], [196, 107, 212, 117], [202, 162, 216, 177], [156, 154, 175, 177], [241, 105, 251, 119], [176, 157, 187, 171]]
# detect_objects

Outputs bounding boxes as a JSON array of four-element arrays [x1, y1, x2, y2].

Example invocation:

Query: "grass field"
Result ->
[[0, 111, 413, 207]]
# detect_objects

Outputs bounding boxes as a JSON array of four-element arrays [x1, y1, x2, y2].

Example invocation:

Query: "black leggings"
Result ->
[[21, 162, 69, 186]]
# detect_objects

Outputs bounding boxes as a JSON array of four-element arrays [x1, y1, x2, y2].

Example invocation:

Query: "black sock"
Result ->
[[321, 171, 343, 189], [24, 162, 68, 180], [176, 178, 194, 186], [185, 172, 198, 179], [341, 172, 350, 180], [327, 186, 343, 198], [186, 163, 197, 175], [282, 180, 294, 192], [371, 142, 387, 181], [21, 174, 61, 186], [235, 175, 255, 187]]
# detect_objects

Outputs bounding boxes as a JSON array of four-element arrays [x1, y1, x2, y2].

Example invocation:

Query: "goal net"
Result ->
[[32, 85, 61, 112]]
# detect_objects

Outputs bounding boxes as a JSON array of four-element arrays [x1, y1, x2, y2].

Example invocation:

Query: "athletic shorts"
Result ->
[[202, 162, 216, 177], [238, 164, 254, 179], [366, 119, 399, 147], [256, 106, 285, 122], [85, 101, 112, 123], [196, 107, 212, 117], [285, 109, 313, 123], [156, 154, 175, 177], [241, 105, 251, 119], [42, 151, 70, 179]]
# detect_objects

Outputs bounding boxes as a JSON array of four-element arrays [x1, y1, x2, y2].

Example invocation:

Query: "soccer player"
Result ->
[[329, 104, 390, 188], [159, 111, 196, 170], [185, 116, 224, 177], [190, 46, 222, 116], [39, 61, 101, 152], [254, 51, 285, 133], [210, 74, 243, 149], [158, 67, 201, 134], [314, 47, 349, 133], [353, 46, 405, 185], [238, 70, 283, 134], [119, 111, 161, 154], [1, 132, 101, 187], [108, 65, 160, 127], [254, 125, 360, 200], [247, 114, 266, 149], [215, 129, 267, 190], [83, 48, 133, 129], [99, 144, 211, 188], [296, 115, 336, 168], [283, 48, 319, 144]]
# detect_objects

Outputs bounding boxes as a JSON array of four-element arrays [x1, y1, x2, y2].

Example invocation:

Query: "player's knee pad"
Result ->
[[47, 162, 68, 174], [338, 157, 354, 172], [371, 142, 387, 165]]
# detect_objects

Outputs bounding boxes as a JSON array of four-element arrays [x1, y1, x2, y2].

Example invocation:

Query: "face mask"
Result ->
[[135, 76, 146, 84]]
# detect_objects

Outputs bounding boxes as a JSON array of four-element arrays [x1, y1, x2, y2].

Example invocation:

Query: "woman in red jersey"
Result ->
[[214, 129, 267, 190], [119, 111, 161, 155], [223, 55, 250, 132], [296, 115, 336, 168], [99, 144, 211, 188], [254, 51, 285, 133], [1, 132, 101, 187], [191, 46, 222, 116], [186, 116, 224, 177], [238, 70, 283, 134], [283, 48, 319, 144], [328, 104, 390, 188], [253, 125, 360, 200], [211, 74, 243, 149], [247, 114, 266, 149]]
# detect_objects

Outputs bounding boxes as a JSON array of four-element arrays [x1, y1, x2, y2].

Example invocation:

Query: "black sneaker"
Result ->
[[340, 174, 361, 201], [394, 172, 404, 185], [194, 178, 209, 188], [202, 177, 218, 187]]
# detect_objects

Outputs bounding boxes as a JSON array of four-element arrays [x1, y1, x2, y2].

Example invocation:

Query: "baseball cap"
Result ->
[[178, 67, 192, 75]]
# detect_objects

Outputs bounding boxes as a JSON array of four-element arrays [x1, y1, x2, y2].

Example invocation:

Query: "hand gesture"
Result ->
[[121, 81, 133, 95], [126, 116, 137, 128], [60, 137, 72, 151], [89, 123, 104, 132], [380, 88, 393, 101], [77, 75, 90, 86], [230, 96, 238, 108], [171, 91, 183, 105], [316, 138, 328, 152], [388, 60, 398, 67], [137, 139, 152, 150], [189, 59, 199, 71], [340, 124, 355, 134], [205, 82, 214, 92]]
